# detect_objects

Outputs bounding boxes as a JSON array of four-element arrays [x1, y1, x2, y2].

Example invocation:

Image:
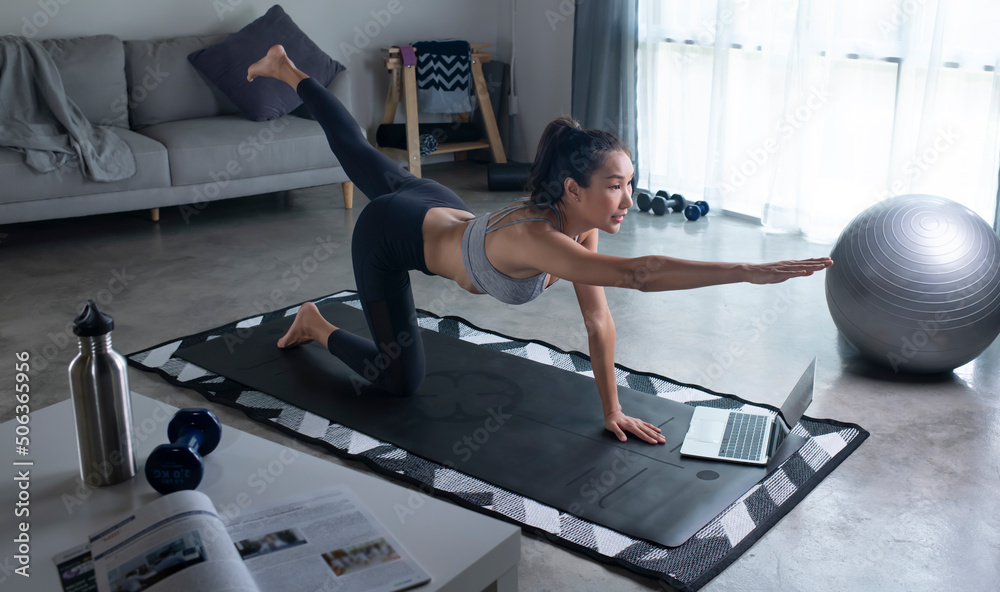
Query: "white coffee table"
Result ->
[[0, 393, 520, 592]]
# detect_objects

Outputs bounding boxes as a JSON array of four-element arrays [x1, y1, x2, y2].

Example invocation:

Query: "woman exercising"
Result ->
[[248, 45, 832, 446]]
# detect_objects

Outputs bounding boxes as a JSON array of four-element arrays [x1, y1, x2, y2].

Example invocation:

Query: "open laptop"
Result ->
[[680, 359, 816, 466]]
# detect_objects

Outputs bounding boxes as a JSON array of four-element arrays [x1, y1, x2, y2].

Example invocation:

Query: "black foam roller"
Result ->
[[375, 123, 481, 150], [488, 162, 532, 192]]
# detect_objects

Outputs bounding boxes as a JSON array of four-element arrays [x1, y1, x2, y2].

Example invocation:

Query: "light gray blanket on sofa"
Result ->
[[0, 36, 135, 182]]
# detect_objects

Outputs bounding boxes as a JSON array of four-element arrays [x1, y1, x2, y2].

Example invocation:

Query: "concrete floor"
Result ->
[[1, 161, 998, 591]]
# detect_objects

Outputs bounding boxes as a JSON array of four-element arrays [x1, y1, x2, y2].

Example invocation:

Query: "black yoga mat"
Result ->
[[128, 291, 869, 591], [175, 300, 799, 548]]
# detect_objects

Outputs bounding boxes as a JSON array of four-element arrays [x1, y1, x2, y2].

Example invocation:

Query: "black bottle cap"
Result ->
[[72, 300, 115, 337]]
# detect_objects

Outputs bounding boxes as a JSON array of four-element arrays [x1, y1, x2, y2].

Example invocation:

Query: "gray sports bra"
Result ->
[[461, 199, 563, 305]]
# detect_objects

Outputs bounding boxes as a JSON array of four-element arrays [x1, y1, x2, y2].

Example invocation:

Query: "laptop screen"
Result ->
[[778, 359, 816, 429]]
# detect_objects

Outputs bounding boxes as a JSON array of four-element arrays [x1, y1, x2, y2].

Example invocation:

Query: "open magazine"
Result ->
[[53, 484, 431, 592]]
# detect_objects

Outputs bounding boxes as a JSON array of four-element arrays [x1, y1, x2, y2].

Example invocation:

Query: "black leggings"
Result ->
[[297, 77, 472, 396]]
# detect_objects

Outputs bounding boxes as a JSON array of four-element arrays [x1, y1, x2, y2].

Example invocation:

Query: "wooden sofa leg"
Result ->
[[342, 181, 354, 209], [149, 208, 160, 222]]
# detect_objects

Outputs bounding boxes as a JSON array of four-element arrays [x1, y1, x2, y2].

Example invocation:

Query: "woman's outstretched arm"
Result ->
[[620, 255, 832, 291], [534, 230, 832, 291]]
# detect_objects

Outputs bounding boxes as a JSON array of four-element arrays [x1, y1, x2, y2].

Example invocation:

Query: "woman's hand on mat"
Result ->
[[743, 257, 833, 285], [605, 411, 666, 444]]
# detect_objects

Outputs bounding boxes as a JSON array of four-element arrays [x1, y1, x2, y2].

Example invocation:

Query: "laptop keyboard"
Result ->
[[718, 413, 769, 461]]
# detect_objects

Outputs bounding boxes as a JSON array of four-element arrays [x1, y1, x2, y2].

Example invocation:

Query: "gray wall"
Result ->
[[506, 0, 575, 163], [2, 0, 572, 163]]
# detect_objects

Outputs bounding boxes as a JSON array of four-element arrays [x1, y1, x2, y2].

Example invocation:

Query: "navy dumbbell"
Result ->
[[636, 191, 654, 212], [637, 189, 680, 213], [650, 191, 710, 221], [650, 190, 674, 215], [145, 409, 222, 495], [683, 200, 710, 221]]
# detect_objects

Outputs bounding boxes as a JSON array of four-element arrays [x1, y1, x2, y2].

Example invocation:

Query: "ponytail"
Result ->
[[526, 117, 630, 208]]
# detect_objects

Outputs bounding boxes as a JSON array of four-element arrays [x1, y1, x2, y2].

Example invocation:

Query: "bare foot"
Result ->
[[277, 302, 336, 348], [247, 44, 307, 87]]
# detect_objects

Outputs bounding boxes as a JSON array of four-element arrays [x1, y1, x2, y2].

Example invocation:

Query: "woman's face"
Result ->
[[573, 151, 634, 234]]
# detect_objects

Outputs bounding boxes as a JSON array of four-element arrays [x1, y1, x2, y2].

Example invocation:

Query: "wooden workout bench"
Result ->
[[378, 43, 507, 178]]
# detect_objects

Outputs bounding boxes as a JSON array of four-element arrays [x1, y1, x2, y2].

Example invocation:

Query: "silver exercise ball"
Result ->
[[825, 194, 1000, 373]]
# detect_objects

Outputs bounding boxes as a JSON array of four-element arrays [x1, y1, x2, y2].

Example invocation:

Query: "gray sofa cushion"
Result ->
[[136, 115, 338, 186], [0, 129, 168, 204], [40, 35, 128, 128], [124, 35, 240, 129]]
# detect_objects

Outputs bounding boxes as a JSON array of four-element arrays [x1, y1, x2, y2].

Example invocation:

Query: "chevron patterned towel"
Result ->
[[413, 40, 473, 113]]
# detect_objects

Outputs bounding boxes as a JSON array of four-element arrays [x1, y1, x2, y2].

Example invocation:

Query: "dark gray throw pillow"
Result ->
[[187, 4, 345, 122]]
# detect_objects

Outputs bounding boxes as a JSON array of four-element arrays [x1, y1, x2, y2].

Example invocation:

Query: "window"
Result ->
[[637, 0, 1000, 240]]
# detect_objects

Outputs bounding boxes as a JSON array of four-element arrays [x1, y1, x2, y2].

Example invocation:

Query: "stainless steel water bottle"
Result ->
[[67, 299, 136, 486]]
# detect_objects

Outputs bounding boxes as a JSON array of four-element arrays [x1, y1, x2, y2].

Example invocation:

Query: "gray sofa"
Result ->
[[0, 34, 355, 225]]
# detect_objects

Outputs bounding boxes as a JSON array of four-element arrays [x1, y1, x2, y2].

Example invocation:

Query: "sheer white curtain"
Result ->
[[637, 0, 1000, 242]]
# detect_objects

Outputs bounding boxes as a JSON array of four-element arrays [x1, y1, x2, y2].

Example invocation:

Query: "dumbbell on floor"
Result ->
[[636, 189, 676, 213], [651, 191, 710, 221], [683, 200, 710, 221], [636, 191, 654, 212], [145, 408, 222, 494], [637, 190, 711, 221]]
